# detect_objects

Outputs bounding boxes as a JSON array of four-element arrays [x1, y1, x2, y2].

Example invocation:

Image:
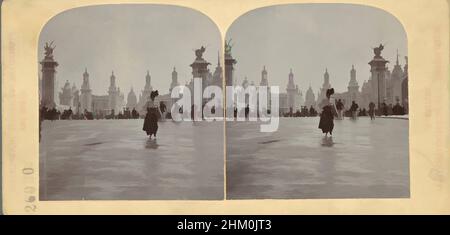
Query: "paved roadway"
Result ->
[[40, 119, 224, 200], [226, 117, 410, 199]]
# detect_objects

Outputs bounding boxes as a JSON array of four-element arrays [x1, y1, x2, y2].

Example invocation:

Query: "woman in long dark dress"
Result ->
[[368, 101, 376, 120], [159, 101, 167, 120], [318, 88, 335, 137], [143, 90, 160, 138]]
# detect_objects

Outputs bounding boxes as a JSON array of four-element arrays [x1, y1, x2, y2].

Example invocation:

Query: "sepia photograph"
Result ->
[[38, 4, 224, 200], [2, 0, 449, 216], [225, 4, 410, 199]]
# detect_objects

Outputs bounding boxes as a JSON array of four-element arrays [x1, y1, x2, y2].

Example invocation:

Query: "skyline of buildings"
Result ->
[[41, 41, 408, 116]]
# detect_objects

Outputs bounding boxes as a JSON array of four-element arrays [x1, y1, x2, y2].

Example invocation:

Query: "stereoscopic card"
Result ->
[[1, 0, 449, 214]]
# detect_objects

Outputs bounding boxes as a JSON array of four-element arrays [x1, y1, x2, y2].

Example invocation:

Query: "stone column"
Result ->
[[368, 44, 389, 109], [40, 42, 58, 107]]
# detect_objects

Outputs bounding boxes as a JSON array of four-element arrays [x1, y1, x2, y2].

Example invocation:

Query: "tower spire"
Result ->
[[396, 49, 399, 65], [217, 51, 220, 66]]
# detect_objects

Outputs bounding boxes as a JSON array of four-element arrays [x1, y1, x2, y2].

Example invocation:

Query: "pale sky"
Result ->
[[39, 4, 407, 97], [39, 4, 222, 96], [226, 4, 407, 94]]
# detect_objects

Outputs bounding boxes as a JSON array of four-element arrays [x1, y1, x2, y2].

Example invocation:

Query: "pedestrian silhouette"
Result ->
[[318, 88, 335, 137], [143, 90, 160, 139]]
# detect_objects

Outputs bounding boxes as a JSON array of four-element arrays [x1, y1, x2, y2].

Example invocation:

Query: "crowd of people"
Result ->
[[40, 98, 407, 123], [316, 87, 408, 138], [282, 99, 407, 119], [284, 106, 319, 117], [39, 106, 144, 121], [39, 89, 408, 141], [340, 99, 407, 118]]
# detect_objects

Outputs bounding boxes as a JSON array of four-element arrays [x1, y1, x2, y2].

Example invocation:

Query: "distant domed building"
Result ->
[[360, 80, 371, 109], [242, 76, 249, 89], [71, 83, 80, 113], [304, 85, 316, 109], [127, 87, 138, 109], [59, 80, 73, 106]]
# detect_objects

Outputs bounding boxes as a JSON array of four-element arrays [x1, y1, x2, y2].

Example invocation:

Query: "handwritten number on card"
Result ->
[[23, 168, 37, 213]]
